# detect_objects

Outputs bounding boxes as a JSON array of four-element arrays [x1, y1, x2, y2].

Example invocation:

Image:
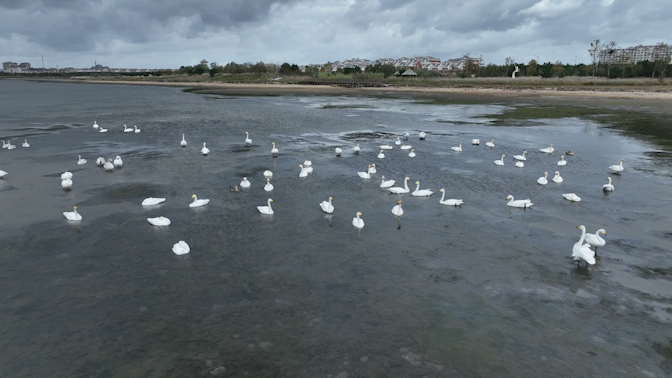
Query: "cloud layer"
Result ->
[[1, 0, 670, 68]]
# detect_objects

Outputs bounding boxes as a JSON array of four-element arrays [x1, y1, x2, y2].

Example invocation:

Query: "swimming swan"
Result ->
[[412, 181, 433, 197], [189, 194, 210, 208], [515, 161, 524, 168], [380, 176, 395, 188], [63, 205, 82, 221], [257, 198, 274, 214], [335, 147, 342, 156], [103, 159, 114, 171], [264, 178, 274, 192], [408, 149, 416, 158], [537, 172, 548, 185], [142, 197, 166, 206], [319, 197, 334, 214], [113, 156, 123, 167], [557, 156, 567, 166], [134, 125, 141, 133], [298, 165, 309, 178], [603, 177, 614, 191], [378, 150, 385, 159], [472, 139, 480, 145], [352, 212, 364, 228], [353, 143, 360, 153], [123, 124, 133, 133], [609, 159, 624, 174], [419, 132, 426, 140], [539, 144, 555, 153], [506, 195, 533, 208], [240, 177, 251, 188], [263, 170, 273, 178], [61, 179, 73, 190], [368, 164, 377, 174], [562, 193, 581, 202], [494, 155, 505, 166], [395, 137, 401, 145], [147, 216, 171, 226], [513, 151, 527, 161], [201, 143, 209, 155], [22, 139, 30, 148], [438, 188, 463, 206], [172, 241, 190, 255], [552, 171, 563, 183], [451, 142, 462, 152], [271, 142, 278, 156], [181, 134, 187, 147], [245, 132, 252, 146], [61, 171, 73, 180], [77, 156, 87, 165], [357, 166, 371, 179], [389, 177, 411, 194], [391, 200, 404, 216], [485, 139, 495, 147]]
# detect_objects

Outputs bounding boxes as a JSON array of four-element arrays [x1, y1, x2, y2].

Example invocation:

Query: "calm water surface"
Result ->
[[1, 80, 671, 377]]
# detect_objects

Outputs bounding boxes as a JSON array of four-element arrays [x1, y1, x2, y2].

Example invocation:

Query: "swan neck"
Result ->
[[440, 190, 446, 202], [404, 180, 409, 191]]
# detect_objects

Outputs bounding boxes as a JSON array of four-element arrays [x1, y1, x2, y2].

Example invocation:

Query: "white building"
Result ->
[[599, 44, 672, 64]]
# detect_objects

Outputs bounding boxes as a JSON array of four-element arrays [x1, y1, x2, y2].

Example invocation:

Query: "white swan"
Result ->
[[271, 142, 278, 156], [257, 198, 274, 214], [1, 140, 7, 149], [142, 197, 166, 206], [378, 150, 385, 159], [77, 156, 87, 165], [63, 205, 82, 221], [263, 170, 273, 178], [395, 137, 401, 145], [245, 132, 252, 146], [451, 142, 463, 152], [240, 177, 251, 188], [303, 160, 312, 167], [389, 177, 410, 194], [6, 141, 16, 150], [61, 179, 73, 190], [134, 125, 141, 133], [537, 172, 548, 185], [123, 124, 133, 133], [96, 157, 105, 166], [472, 139, 480, 145], [391, 200, 404, 216], [264, 178, 274, 192], [603, 177, 614, 191], [61, 171, 73, 180], [438, 189, 463, 206], [22, 139, 30, 148], [103, 159, 114, 171], [335, 147, 342, 156], [0, 170, 7, 178], [585, 229, 607, 252], [539, 144, 554, 153], [419, 131, 426, 140], [609, 159, 624, 174], [190, 194, 210, 208], [147, 216, 171, 226], [181, 134, 187, 147], [319, 197, 334, 214], [172, 241, 190, 255], [353, 143, 360, 153], [515, 161, 524, 168], [113, 156, 123, 167], [380, 145, 393, 150], [562, 193, 581, 202], [573, 225, 596, 266], [403, 132, 410, 140], [368, 164, 377, 174], [552, 171, 563, 183], [513, 151, 527, 161], [380, 176, 395, 188], [494, 155, 505, 166], [201, 143, 209, 155], [93, 121, 99, 129], [299, 165, 309, 178], [408, 149, 416, 158], [99, 127, 108, 133], [357, 166, 371, 179], [400, 145, 412, 150], [557, 156, 567, 166], [352, 212, 364, 228], [485, 139, 495, 147], [506, 195, 533, 208], [412, 181, 433, 197]]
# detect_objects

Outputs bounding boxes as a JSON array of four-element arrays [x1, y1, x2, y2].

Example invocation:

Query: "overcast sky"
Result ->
[[1, 0, 670, 69]]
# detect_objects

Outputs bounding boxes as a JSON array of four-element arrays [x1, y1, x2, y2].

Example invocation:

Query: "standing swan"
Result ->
[[494, 155, 505, 166], [352, 212, 364, 228], [438, 189, 463, 206], [189, 194, 210, 208], [506, 195, 533, 208], [257, 198, 274, 214], [271, 142, 279, 156], [63, 205, 82, 221], [319, 197, 334, 214], [201, 143, 209, 155], [391, 200, 404, 216], [245, 132, 252, 146], [181, 134, 187, 147], [609, 159, 624, 174], [585, 229, 607, 254], [603, 177, 614, 191], [573, 226, 596, 267]]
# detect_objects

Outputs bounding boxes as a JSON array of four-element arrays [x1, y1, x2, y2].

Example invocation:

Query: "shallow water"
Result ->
[[1, 80, 672, 377]]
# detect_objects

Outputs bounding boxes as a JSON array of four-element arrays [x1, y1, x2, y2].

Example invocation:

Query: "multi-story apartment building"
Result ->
[[599, 44, 672, 64]]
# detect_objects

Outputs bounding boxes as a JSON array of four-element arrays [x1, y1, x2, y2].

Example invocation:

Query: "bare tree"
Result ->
[[604, 41, 617, 79], [504, 56, 515, 76], [652, 42, 671, 81], [589, 39, 603, 76]]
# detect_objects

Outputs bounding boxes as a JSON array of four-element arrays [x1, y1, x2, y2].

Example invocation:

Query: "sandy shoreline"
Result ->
[[9, 77, 672, 113]]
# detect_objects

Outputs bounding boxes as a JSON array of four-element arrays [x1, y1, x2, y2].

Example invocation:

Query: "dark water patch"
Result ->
[[341, 131, 399, 141], [435, 120, 478, 125], [0, 184, 18, 192], [634, 266, 672, 281], [229, 145, 258, 153], [43, 168, 87, 178], [321, 104, 375, 109], [652, 339, 672, 374], [81, 182, 171, 204]]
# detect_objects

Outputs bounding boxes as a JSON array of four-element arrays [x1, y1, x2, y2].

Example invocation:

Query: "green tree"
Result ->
[[552, 61, 565, 77], [527, 59, 538, 76]]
